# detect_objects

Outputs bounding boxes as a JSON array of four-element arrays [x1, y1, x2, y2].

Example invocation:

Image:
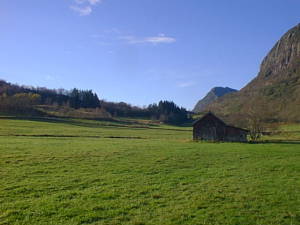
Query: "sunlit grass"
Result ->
[[0, 118, 299, 225]]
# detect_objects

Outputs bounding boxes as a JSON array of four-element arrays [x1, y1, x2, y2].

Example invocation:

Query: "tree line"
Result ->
[[0, 80, 190, 123], [0, 80, 100, 108]]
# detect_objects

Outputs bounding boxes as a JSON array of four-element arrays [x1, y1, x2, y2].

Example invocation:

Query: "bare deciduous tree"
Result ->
[[247, 111, 264, 141], [245, 98, 268, 142]]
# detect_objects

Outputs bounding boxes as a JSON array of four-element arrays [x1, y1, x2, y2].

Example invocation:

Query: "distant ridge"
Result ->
[[193, 87, 237, 113]]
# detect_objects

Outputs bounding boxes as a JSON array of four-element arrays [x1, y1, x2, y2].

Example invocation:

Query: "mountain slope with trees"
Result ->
[[207, 23, 300, 123], [193, 87, 237, 113]]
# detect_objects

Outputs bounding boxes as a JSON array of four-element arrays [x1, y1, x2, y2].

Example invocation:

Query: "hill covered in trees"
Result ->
[[206, 23, 300, 123], [0, 80, 190, 124]]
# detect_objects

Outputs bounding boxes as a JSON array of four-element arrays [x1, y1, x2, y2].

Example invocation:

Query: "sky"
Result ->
[[0, 0, 299, 110]]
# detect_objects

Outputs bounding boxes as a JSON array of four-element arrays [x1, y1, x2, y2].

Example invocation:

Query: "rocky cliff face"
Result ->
[[261, 24, 300, 77], [193, 87, 237, 113], [243, 23, 300, 91], [207, 23, 300, 122]]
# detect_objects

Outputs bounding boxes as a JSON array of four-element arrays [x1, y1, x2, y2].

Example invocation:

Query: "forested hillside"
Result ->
[[0, 80, 190, 124]]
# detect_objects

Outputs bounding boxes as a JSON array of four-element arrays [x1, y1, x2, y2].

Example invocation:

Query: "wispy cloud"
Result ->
[[70, 5, 92, 16], [75, 0, 102, 5], [90, 30, 176, 46], [144, 34, 176, 44], [177, 81, 196, 88], [70, 0, 102, 16], [120, 33, 176, 45]]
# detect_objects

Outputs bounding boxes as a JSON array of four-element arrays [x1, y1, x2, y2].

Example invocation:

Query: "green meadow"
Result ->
[[1, 117, 300, 225]]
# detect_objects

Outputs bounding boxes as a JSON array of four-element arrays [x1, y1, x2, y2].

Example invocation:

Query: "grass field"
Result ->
[[1, 117, 300, 225]]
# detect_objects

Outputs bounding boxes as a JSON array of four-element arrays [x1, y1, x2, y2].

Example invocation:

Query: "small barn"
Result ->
[[193, 112, 248, 142]]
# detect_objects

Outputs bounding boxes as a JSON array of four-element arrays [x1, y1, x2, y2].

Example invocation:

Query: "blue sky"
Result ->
[[0, 0, 299, 109]]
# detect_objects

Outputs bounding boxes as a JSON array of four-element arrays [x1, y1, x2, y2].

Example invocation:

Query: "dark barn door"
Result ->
[[202, 126, 217, 141]]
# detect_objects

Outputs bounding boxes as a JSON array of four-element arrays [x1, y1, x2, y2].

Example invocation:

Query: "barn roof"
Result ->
[[226, 125, 249, 133], [192, 112, 226, 126], [193, 112, 249, 132]]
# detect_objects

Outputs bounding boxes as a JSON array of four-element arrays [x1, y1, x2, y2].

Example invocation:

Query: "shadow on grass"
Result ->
[[0, 116, 190, 132], [0, 116, 151, 128], [249, 140, 300, 145], [193, 140, 300, 145], [0, 133, 145, 139]]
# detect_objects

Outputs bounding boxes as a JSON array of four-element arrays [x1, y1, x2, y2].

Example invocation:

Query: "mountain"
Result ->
[[193, 87, 237, 112], [207, 23, 300, 123]]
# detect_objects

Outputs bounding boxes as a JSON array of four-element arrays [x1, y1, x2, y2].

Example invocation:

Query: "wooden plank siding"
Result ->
[[193, 112, 248, 142]]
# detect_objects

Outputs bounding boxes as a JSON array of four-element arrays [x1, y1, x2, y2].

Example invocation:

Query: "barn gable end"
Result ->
[[193, 112, 248, 142]]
